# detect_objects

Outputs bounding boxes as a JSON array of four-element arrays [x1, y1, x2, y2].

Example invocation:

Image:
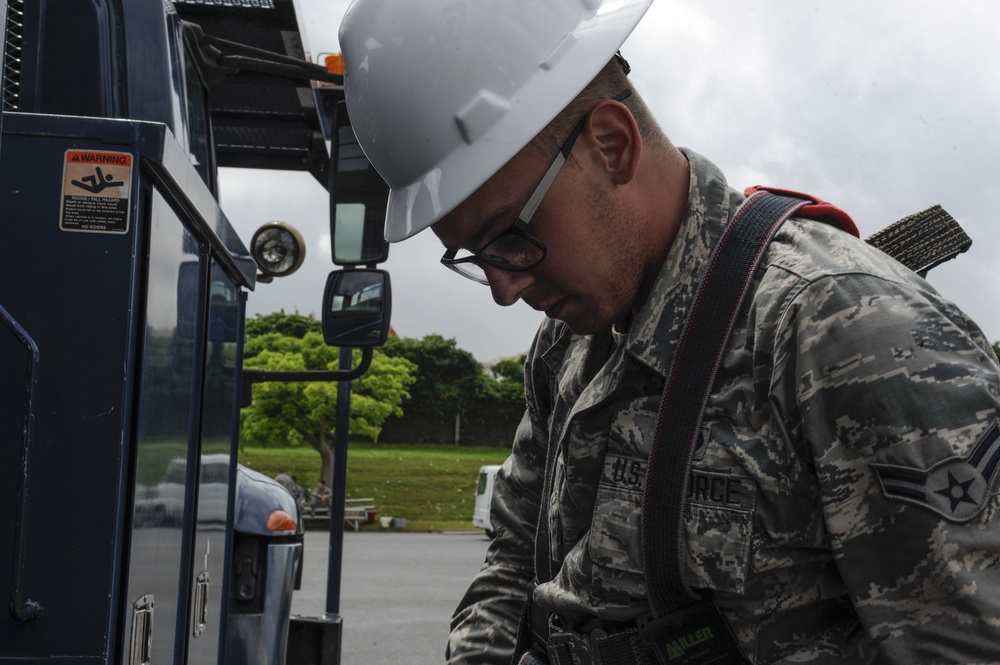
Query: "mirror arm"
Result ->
[[240, 348, 373, 407], [181, 20, 343, 86]]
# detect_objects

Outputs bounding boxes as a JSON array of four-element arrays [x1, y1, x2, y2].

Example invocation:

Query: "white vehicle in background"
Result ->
[[473, 465, 501, 538]]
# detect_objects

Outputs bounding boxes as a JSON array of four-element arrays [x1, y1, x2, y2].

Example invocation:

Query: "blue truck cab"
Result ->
[[0, 1, 387, 663]]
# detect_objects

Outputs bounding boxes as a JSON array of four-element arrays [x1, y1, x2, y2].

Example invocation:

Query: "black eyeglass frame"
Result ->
[[441, 89, 633, 285]]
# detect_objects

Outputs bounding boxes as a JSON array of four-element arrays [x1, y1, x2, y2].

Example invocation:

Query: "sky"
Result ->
[[219, 0, 1000, 363]]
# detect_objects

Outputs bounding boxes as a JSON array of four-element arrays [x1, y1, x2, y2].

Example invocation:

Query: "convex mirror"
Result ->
[[322, 269, 391, 347]]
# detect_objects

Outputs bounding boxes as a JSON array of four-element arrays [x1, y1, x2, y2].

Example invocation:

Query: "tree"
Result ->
[[487, 355, 528, 402], [379, 336, 527, 445], [993, 341, 1000, 362], [240, 330, 416, 485], [381, 334, 482, 425], [244, 310, 321, 339], [348, 352, 417, 439], [490, 355, 527, 384]]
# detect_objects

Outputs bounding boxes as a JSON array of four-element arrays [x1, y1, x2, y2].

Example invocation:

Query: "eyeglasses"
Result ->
[[441, 89, 633, 285]]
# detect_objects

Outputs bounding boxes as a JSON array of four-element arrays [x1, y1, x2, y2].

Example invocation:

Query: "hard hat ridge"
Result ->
[[339, 0, 654, 242]]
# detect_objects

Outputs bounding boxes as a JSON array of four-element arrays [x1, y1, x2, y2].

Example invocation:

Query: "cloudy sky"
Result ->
[[219, 0, 1000, 363]]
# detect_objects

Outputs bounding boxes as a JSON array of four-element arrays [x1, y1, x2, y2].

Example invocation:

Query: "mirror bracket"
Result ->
[[239, 348, 373, 407]]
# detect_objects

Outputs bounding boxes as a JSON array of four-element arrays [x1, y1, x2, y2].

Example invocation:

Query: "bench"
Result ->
[[343, 497, 376, 532], [308, 501, 330, 517], [303, 491, 376, 530]]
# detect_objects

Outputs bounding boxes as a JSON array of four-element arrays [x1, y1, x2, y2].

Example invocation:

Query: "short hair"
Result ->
[[531, 56, 667, 159]]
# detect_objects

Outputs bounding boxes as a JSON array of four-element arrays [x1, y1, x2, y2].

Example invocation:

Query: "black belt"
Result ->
[[543, 597, 750, 665]]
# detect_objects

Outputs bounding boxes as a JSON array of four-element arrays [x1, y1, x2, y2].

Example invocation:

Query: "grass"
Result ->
[[238, 444, 510, 531]]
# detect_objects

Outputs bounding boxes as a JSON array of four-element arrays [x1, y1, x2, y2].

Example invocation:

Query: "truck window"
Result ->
[[182, 50, 214, 189]]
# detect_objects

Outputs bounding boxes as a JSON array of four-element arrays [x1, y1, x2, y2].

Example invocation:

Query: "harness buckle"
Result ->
[[638, 600, 749, 665], [547, 630, 598, 665]]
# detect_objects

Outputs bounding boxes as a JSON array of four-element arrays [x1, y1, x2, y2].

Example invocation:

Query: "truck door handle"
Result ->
[[3, 304, 43, 623], [130, 594, 155, 665]]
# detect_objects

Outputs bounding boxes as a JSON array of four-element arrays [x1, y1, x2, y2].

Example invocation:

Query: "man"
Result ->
[[274, 468, 296, 495], [290, 474, 306, 513], [311, 480, 332, 514], [339, 1, 1000, 663]]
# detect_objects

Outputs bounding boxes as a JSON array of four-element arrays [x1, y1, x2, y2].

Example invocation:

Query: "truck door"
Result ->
[[0, 113, 253, 663]]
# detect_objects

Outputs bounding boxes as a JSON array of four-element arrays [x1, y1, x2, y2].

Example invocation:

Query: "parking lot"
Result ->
[[290, 530, 491, 664]]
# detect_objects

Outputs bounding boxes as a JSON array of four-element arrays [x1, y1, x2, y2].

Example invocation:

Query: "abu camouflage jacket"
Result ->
[[447, 150, 1000, 664]]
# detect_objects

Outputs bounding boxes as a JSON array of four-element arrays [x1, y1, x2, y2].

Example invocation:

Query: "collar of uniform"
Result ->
[[622, 149, 744, 377]]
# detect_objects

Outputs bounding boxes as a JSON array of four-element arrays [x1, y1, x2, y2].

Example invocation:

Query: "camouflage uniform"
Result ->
[[447, 150, 1000, 664]]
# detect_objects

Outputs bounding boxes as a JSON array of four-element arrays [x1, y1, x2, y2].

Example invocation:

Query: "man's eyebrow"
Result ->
[[463, 203, 518, 251]]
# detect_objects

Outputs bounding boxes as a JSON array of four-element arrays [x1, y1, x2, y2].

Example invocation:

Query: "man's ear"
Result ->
[[584, 99, 641, 186]]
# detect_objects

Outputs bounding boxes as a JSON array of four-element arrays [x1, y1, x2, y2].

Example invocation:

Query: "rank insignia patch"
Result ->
[[872, 421, 1000, 522]]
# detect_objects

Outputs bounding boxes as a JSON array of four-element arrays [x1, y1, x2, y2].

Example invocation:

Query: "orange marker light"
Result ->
[[267, 509, 296, 532], [325, 54, 345, 75]]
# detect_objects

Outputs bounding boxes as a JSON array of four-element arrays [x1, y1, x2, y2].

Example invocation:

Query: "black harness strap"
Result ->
[[642, 190, 808, 616]]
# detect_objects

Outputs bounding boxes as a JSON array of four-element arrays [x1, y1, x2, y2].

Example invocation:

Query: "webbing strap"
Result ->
[[593, 630, 656, 665], [864, 204, 971, 275], [546, 628, 656, 665], [641, 191, 808, 617]]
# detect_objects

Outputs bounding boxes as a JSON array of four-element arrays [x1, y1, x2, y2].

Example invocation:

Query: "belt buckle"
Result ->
[[547, 630, 595, 665]]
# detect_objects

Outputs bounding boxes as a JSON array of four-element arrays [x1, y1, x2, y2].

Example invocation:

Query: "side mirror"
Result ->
[[322, 269, 391, 347], [329, 103, 390, 266]]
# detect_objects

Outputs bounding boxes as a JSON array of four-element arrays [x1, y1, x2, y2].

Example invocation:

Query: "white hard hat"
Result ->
[[339, 0, 653, 242]]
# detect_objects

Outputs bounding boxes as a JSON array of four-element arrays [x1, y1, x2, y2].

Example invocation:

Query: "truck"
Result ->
[[473, 465, 501, 539], [0, 0, 391, 663]]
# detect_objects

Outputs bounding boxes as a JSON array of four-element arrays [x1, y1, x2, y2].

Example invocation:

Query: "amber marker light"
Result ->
[[324, 53, 345, 75], [267, 509, 296, 532]]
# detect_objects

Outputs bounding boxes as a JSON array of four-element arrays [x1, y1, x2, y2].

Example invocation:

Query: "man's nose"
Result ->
[[484, 266, 533, 307]]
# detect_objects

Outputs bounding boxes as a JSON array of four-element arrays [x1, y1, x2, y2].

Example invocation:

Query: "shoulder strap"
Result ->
[[642, 190, 809, 617], [641, 188, 972, 617]]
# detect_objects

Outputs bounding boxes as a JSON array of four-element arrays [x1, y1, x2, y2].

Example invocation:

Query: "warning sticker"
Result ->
[[60, 150, 133, 234]]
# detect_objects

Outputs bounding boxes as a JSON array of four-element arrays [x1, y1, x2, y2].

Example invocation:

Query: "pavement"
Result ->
[[290, 529, 492, 664]]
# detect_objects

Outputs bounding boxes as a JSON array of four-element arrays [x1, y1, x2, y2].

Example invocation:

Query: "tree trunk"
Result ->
[[309, 430, 335, 488]]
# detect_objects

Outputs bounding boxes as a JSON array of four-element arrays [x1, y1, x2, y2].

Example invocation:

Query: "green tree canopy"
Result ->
[[490, 355, 527, 384], [240, 327, 415, 484], [486, 354, 527, 401], [376, 335, 527, 444], [380, 334, 482, 421], [244, 310, 321, 339], [380, 336, 528, 410]]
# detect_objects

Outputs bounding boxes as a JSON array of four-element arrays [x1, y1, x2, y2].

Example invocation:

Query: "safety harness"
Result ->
[[515, 189, 971, 665]]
